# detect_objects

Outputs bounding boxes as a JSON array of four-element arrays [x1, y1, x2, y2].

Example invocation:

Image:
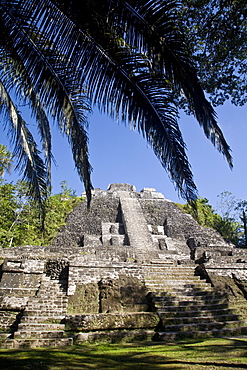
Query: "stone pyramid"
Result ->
[[0, 183, 247, 348]]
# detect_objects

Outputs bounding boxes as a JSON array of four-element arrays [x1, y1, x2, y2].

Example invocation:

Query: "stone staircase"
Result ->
[[143, 262, 247, 341], [1, 260, 247, 347], [1, 275, 72, 349]]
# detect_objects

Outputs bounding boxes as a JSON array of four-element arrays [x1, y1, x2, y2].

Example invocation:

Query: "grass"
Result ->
[[0, 337, 247, 369]]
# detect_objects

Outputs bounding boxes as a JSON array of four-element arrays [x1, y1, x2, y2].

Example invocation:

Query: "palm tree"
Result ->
[[0, 0, 232, 209]]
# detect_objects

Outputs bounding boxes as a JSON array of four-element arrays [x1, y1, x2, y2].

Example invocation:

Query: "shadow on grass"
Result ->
[[0, 338, 247, 369]]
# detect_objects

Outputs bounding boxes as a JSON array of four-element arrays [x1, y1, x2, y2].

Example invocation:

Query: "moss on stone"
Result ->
[[67, 283, 99, 314]]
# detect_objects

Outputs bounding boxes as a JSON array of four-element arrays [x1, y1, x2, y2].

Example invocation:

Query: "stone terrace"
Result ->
[[0, 183, 247, 348]]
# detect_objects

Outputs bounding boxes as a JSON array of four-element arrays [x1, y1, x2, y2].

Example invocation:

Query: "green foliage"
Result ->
[[217, 192, 247, 247], [178, 198, 216, 228], [42, 190, 82, 245], [0, 144, 12, 177], [0, 180, 17, 248], [177, 197, 240, 245], [0, 180, 83, 248], [179, 0, 247, 107]]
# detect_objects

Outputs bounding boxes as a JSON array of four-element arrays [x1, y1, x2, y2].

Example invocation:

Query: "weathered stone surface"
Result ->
[[98, 278, 122, 313], [67, 283, 99, 314], [51, 193, 122, 248], [65, 312, 159, 331], [140, 199, 230, 250], [75, 329, 153, 344], [98, 275, 148, 313], [0, 183, 247, 348]]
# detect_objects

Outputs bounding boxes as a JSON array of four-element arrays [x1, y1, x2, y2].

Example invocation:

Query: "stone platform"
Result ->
[[0, 183, 247, 348]]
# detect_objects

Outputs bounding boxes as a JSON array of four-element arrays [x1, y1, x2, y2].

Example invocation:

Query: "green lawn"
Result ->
[[0, 338, 247, 369]]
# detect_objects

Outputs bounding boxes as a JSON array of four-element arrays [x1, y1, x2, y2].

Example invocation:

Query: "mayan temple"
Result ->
[[1, 183, 247, 348]]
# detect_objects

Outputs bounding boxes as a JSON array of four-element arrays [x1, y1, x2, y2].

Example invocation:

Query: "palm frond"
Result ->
[[15, 0, 196, 199], [0, 1, 93, 203], [0, 54, 53, 186], [0, 0, 232, 206], [0, 79, 48, 208], [68, 0, 232, 166]]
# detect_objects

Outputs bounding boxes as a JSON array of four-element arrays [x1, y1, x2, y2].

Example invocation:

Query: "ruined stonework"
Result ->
[[0, 183, 247, 348]]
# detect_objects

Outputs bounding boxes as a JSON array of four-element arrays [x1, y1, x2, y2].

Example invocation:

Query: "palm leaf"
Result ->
[[61, 0, 232, 166], [0, 1, 93, 203], [16, 0, 197, 199], [0, 0, 232, 205], [0, 54, 53, 186], [0, 79, 48, 208]]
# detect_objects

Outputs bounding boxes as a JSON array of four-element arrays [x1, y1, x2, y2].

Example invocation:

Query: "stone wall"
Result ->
[[0, 259, 44, 310], [67, 260, 144, 295], [65, 312, 159, 332]]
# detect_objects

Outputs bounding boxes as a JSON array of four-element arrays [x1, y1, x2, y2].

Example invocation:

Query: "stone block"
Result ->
[[67, 283, 99, 314], [65, 312, 160, 331]]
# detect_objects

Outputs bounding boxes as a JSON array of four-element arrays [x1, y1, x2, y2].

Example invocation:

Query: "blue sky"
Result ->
[[2, 101, 247, 211]]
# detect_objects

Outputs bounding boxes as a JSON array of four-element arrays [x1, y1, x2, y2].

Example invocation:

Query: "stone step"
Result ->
[[1, 337, 73, 349], [160, 320, 246, 332], [14, 330, 64, 339], [145, 276, 205, 282], [21, 315, 65, 323], [153, 294, 227, 302], [0, 287, 37, 293], [36, 290, 67, 296], [25, 304, 66, 309], [18, 323, 65, 330], [149, 259, 177, 264], [149, 290, 214, 297], [23, 310, 66, 316], [38, 284, 66, 290], [75, 330, 154, 344], [145, 279, 210, 285], [143, 264, 195, 269], [148, 267, 195, 270], [144, 265, 194, 270], [153, 326, 247, 341], [155, 305, 231, 315], [159, 313, 239, 325], [26, 303, 67, 309], [151, 289, 213, 296], [144, 271, 197, 277], [154, 299, 226, 308], [27, 299, 67, 305], [159, 306, 233, 316], [145, 284, 212, 292], [154, 302, 228, 311], [39, 285, 67, 290], [154, 300, 228, 310], [29, 296, 68, 302], [26, 308, 67, 313]]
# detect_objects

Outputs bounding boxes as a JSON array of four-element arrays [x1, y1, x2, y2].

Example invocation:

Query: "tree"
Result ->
[[178, 197, 240, 245], [216, 191, 247, 247], [0, 179, 83, 248], [177, 198, 216, 227], [0, 179, 17, 248], [0, 144, 12, 177], [179, 0, 247, 107], [239, 205, 247, 247], [216, 191, 239, 221], [0, 0, 233, 209]]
